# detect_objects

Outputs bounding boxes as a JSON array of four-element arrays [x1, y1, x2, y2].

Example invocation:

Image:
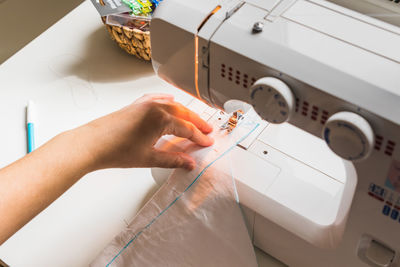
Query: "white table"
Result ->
[[0, 2, 284, 266]]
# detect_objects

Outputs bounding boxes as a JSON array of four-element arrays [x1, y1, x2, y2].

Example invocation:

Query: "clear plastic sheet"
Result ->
[[91, 112, 259, 267], [106, 13, 151, 31]]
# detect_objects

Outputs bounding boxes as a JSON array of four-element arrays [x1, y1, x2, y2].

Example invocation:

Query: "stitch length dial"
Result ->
[[323, 111, 374, 161], [249, 77, 295, 124]]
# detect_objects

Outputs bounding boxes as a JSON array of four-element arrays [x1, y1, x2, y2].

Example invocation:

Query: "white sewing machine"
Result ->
[[150, 0, 400, 266]]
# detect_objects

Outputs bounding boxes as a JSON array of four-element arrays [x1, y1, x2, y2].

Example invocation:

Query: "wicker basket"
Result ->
[[102, 17, 151, 61]]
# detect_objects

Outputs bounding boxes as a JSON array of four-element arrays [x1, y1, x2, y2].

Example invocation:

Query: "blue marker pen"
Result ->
[[27, 100, 36, 153]]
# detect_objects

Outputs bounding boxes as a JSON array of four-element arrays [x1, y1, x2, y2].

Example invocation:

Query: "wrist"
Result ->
[[57, 127, 100, 175]]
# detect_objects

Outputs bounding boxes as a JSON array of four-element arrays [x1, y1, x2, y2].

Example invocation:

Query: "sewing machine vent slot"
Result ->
[[374, 135, 396, 156], [301, 101, 309, 116], [219, 64, 256, 89], [321, 110, 329, 124], [294, 98, 330, 125], [375, 135, 383, 151], [311, 106, 319, 121], [385, 140, 396, 156]]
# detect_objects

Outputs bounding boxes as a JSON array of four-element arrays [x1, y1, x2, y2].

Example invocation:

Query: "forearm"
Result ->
[[0, 94, 213, 245], [0, 128, 95, 245]]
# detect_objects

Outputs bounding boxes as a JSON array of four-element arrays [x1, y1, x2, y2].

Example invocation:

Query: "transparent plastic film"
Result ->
[[106, 13, 151, 31], [91, 110, 260, 267]]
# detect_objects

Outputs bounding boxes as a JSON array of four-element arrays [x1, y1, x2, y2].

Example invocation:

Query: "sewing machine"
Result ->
[[150, 0, 400, 266]]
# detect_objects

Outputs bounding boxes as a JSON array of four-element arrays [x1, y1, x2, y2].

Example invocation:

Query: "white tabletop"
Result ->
[[0, 2, 284, 266], [0, 1, 193, 266]]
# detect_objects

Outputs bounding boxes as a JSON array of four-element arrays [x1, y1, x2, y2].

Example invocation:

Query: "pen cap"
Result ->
[[27, 100, 36, 124]]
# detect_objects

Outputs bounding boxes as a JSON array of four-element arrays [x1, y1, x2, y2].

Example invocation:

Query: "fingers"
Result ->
[[167, 117, 214, 147], [144, 94, 174, 101], [151, 151, 195, 170], [162, 102, 213, 134], [135, 94, 174, 104], [137, 94, 212, 134]]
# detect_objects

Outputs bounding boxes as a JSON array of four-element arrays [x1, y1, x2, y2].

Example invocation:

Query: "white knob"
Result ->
[[249, 77, 294, 123], [322, 112, 374, 161]]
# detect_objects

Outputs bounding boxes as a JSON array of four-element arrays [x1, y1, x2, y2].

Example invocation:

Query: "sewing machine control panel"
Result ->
[[369, 182, 400, 225], [210, 48, 398, 165], [204, 0, 400, 167], [248, 76, 376, 161]]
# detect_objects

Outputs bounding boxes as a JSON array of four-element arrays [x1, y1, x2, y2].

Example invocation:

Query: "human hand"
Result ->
[[0, 94, 214, 244], [73, 94, 214, 171]]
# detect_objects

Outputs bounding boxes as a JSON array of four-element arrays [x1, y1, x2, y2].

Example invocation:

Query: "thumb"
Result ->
[[151, 150, 196, 170]]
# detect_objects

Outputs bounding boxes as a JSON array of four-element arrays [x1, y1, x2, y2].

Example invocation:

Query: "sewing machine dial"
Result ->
[[249, 77, 294, 123], [322, 112, 375, 161]]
